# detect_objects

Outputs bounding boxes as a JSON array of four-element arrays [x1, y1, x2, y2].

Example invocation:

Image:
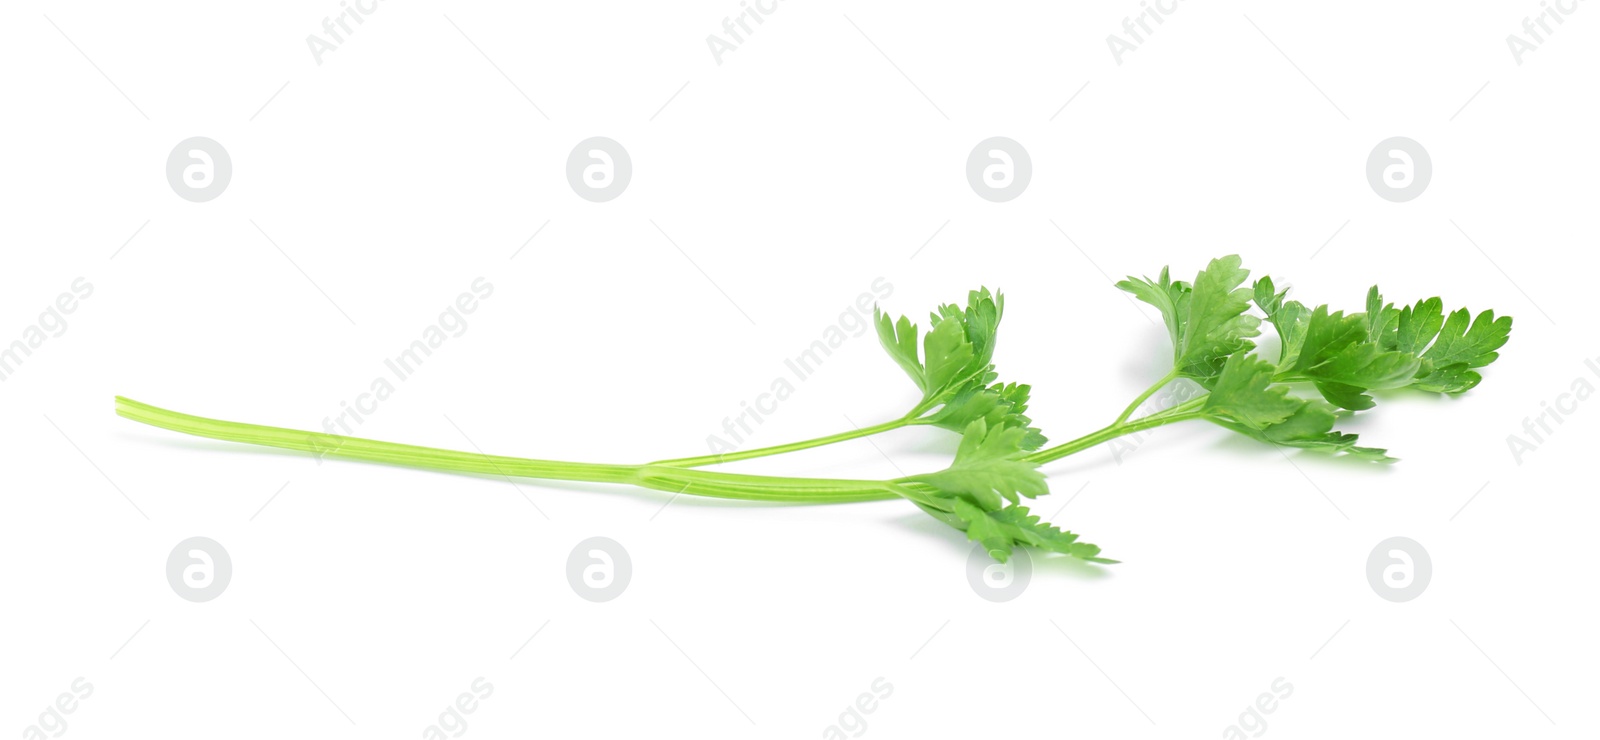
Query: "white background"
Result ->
[[2, 1, 1595, 738]]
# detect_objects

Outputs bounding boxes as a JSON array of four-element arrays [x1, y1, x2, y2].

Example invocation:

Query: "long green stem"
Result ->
[[115, 397, 898, 504], [651, 416, 919, 468], [117, 382, 1213, 507]]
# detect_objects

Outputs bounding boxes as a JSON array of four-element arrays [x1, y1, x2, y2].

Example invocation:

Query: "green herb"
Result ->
[[1035, 255, 1515, 466], [654, 287, 1043, 467], [116, 257, 1509, 564]]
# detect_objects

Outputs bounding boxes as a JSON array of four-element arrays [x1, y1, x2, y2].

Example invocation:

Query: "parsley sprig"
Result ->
[[116, 257, 1509, 564], [653, 287, 1044, 467], [1032, 255, 1515, 466]]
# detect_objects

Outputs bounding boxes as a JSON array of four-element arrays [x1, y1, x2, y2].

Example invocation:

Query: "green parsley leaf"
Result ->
[[873, 312, 926, 394], [901, 418, 1047, 510], [1368, 287, 1513, 394], [1116, 266, 1186, 348], [1203, 352, 1302, 428], [932, 287, 1004, 372], [875, 289, 1002, 407], [920, 317, 978, 401], [898, 417, 1108, 563], [1253, 276, 1310, 368], [1201, 352, 1391, 461], [923, 381, 1047, 451], [1286, 305, 1422, 410], [1120, 255, 1261, 386], [948, 499, 1112, 563], [875, 287, 1042, 446]]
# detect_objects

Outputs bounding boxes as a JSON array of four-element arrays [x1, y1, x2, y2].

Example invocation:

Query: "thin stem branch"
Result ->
[[651, 417, 914, 468], [1026, 397, 1207, 465], [1113, 370, 1179, 425]]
